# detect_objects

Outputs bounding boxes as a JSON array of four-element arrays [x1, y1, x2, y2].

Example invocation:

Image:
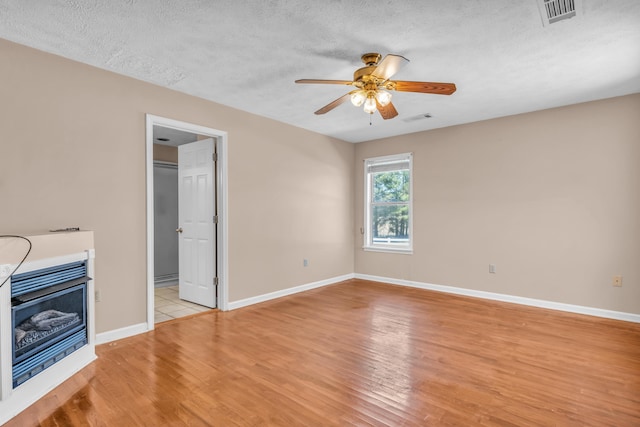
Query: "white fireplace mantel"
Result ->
[[0, 231, 96, 425]]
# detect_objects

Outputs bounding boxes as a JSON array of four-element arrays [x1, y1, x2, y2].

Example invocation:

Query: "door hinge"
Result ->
[[214, 277, 219, 286], [213, 152, 218, 162], [213, 215, 218, 224]]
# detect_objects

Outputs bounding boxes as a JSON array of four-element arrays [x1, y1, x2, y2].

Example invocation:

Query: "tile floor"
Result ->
[[154, 285, 211, 323]]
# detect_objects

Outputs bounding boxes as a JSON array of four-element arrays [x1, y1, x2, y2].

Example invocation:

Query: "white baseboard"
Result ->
[[355, 273, 640, 323], [154, 274, 178, 288], [95, 322, 149, 345], [95, 272, 639, 346], [228, 273, 355, 310], [95, 274, 355, 344]]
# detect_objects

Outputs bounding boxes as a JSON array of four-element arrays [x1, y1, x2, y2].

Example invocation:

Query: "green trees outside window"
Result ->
[[371, 170, 410, 243], [364, 153, 412, 250]]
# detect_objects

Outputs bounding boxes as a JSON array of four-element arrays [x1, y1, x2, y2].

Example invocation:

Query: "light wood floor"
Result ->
[[6, 279, 640, 426]]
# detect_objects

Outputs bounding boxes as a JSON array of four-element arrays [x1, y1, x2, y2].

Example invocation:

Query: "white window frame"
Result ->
[[363, 152, 413, 254]]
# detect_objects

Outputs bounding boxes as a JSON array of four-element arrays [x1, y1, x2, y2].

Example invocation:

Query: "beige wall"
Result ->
[[153, 144, 178, 163], [355, 94, 640, 314], [2, 36, 637, 338], [0, 39, 355, 333]]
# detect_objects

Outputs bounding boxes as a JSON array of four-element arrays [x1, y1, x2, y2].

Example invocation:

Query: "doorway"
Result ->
[[145, 115, 228, 330]]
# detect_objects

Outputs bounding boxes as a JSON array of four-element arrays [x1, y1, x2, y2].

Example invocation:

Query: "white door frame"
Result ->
[[145, 114, 229, 330]]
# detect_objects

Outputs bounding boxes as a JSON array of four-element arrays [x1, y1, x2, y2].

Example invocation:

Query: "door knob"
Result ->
[[176, 227, 183, 233]]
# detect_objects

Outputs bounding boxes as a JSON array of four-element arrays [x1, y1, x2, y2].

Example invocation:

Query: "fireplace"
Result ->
[[11, 261, 89, 387], [0, 231, 96, 425]]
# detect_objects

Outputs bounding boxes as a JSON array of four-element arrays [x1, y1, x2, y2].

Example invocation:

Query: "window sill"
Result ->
[[362, 246, 413, 255]]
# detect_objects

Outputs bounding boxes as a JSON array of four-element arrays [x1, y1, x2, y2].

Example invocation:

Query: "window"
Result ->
[[364, 153, 412, 253]]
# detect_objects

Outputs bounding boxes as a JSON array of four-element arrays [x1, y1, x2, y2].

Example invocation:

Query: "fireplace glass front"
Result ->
[[11, 261, 89, 387]]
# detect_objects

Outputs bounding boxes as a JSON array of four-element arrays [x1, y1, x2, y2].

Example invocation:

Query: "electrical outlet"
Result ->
[[303, 259, 309, 267], [489, 264, 496, 274], [612, 275, 622, 287]]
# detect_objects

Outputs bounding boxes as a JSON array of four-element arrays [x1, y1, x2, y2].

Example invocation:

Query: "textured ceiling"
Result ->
[[1, 0, 639, 143]]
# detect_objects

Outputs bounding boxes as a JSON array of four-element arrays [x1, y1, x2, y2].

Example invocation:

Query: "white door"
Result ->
[[177, 138, 216, 308]]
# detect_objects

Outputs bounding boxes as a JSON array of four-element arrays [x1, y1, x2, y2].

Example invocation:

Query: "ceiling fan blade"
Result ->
[[314, 92, 353, 115], [393, 81, 457, 95], [376, 100, 398, 120], [371, 54, 409, 81], [295, 79, 354, 86]]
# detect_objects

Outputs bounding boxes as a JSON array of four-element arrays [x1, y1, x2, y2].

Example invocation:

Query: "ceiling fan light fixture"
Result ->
[[350, 90, 366, 107], [295, 52, 456, 120], [363, 95, 377, 114], [375, 90, 392, 107]]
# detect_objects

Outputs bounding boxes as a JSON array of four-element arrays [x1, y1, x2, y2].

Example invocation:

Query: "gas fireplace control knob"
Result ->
[[176, 227, 183, 233]]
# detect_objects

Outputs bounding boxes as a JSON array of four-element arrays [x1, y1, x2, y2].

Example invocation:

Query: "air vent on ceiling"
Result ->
[[537, 0, 582, 26], [403, 113, 432, 123]]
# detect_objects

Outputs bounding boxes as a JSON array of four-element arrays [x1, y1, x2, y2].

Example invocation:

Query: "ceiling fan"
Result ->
[[295, 53, 456, 120]]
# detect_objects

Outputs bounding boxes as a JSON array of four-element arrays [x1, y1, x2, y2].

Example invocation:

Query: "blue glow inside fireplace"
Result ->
[[11, 261, 89, 388]]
